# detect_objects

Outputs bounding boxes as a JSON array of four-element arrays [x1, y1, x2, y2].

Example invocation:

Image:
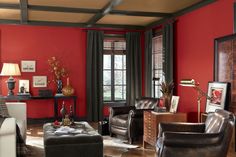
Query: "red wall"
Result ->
[[0, 25, 87, 118], [175, 0, 234, 121], [0, 25, 144, 119]]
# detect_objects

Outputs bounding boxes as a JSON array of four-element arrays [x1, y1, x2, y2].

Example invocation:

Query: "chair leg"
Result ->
[[129, 138, 133, 144]]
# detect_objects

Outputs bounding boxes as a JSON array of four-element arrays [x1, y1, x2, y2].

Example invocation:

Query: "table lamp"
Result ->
[[180, 79, 211, 122], [1, 63, 21, 96]]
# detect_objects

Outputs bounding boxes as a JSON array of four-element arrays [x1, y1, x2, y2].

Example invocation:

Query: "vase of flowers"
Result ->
[[160, 81, 174, 111], [48, 57, 68, 94]]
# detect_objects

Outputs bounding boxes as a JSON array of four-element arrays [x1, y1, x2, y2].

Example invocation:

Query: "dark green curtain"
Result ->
[[163, 22, 174, 83], [144, 30, 153, 97], [86, 30, 104, 122], [126, 32, 142, 106]]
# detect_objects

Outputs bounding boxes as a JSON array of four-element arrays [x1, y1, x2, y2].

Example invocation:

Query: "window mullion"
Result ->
[[111, 51, 115, 101]]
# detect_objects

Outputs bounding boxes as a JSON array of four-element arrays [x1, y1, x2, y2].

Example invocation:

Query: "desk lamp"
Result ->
[[180, 79, 211, 122]]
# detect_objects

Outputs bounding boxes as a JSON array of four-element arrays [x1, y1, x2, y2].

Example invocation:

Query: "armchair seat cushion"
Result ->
[[110, 114, 129, 128]]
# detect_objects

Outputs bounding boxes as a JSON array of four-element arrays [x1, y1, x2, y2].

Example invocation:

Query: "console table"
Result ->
[[3, 95, 77, 120], [143, 111, 187, 148]]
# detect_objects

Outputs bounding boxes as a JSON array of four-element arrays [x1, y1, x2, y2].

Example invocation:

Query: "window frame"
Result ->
[[103, 37, 126, 102], [152, 32, 164, 98]]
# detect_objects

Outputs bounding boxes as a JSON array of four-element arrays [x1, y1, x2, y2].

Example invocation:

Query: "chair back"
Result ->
[[135, 97, 159, 109], [205, 109, 235, 133]]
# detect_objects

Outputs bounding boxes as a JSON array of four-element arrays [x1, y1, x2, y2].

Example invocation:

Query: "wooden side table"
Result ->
[[143, 111, 187, 148]]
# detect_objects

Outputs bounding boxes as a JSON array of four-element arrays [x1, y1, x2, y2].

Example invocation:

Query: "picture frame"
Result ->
[[214, 34, 235, 113], [33, 76, 47, 87], [21, 60, 36, 72], [170, 96, 180, 113], [205, 82, 230, 113], [18, 80, 30, 93]]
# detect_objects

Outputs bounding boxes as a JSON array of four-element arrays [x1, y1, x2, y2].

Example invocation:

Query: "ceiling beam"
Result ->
[[28, 5, 100, 14], [86, 0, 122, 27], [0, 3, 19, 9], [20, 0, 28, 24], [110, 10, 172, 17], [0, 3, 172, 18], [146, 0, 217, 29]]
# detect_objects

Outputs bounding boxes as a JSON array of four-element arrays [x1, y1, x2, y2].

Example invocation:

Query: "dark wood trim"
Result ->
[[0, 19, 143, 30], [27, 116, 87, 125], [146, 0, 217, 29], [0, 19, 20, 24], [173, 0, 216, 17], [110, 10, 172, 17], [0, 3, 19, 9], [93, 24, 144, 30], [20, 0, 28, 24], [87, 0, 122, 27], [28, 5, 100, 14], [104, 34, 125, 38]]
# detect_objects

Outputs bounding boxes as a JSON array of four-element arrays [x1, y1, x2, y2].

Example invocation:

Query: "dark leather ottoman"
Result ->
[[43, 122, 103, 157]]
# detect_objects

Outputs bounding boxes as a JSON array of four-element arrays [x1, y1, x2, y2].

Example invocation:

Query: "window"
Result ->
[[152, 35, 165, 98], [103, 38, 126, 102]]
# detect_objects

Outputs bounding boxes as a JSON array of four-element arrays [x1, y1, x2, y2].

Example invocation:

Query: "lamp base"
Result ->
[[6, 76, 16, 96]]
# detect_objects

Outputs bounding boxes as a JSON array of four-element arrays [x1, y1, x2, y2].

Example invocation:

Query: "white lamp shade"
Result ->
[[1, 63, 21, 76]]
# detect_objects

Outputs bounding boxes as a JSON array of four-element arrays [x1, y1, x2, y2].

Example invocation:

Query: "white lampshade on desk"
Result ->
[[1, 63, 21, 96]]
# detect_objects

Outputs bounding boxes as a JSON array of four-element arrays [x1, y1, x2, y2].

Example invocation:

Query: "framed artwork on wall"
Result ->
[[33, 76, 47, 87], [21, 60, 36, 72], [170, 96, 180, 113], [214, 34, 235, 113], [205, 82, 230, 113], [18, 80, 30, 93]]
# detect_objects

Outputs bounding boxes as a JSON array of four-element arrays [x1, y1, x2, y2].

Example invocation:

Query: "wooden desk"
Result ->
[[3, 95, 77, 120], [143, 111, 187, 148]]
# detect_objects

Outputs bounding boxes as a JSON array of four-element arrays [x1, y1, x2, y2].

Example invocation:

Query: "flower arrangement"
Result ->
[[48, 56, 68, 82]]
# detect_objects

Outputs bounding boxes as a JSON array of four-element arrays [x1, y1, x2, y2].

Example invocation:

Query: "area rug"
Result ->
[[103, 136, 139, 149], [25, 135, 138, 157]]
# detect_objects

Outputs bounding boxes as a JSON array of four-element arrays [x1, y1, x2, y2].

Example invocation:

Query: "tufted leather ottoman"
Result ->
[[43, 122, 103, 157]]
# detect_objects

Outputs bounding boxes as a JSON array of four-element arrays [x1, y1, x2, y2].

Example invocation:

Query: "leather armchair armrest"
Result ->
[[129, 109, 153, 118], [109, 106, 135, 117], [163, 131, 223, 147], [158, 122, 205, 138]]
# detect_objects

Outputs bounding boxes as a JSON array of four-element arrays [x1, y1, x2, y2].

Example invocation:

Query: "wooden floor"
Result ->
[[27, 123, 236, 157]]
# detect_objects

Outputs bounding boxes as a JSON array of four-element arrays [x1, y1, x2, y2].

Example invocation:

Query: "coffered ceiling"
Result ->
[[0, 0, 216, 30]]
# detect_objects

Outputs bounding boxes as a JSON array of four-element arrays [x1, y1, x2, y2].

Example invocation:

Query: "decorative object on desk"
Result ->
[[180, 79, 211, 122], [160, 81, 174, 111], [48, 56, 68, 94], [154, 106, 167, 112], [62, 77, 74, 96], [19, 80, 30, 93], [69, 104, 74, 123], [60, 101, 67, 119], [21, 60, 36, 72], [38, 89, 53, 97], [170, 96, 180, 113], [0, 63, 21, 96], [205, 82, 230, 113], [62, 114, 71, 126], [33, 76, 47, 87]]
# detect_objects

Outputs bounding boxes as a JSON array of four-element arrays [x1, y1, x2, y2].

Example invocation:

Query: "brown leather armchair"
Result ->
[[156, 109, 235, 157], [109, 97, 159, 144]]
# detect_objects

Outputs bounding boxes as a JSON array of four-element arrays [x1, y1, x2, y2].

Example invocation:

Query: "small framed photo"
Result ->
[[170, 96, 180, 113], [19, 80, 30, 93], [33, 76, 47, 87], [205, 82, 230, 113], [21, 60, 36, 72]]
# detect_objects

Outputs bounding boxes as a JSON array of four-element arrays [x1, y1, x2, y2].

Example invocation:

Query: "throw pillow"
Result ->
[[0, 97, 9, 117]]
